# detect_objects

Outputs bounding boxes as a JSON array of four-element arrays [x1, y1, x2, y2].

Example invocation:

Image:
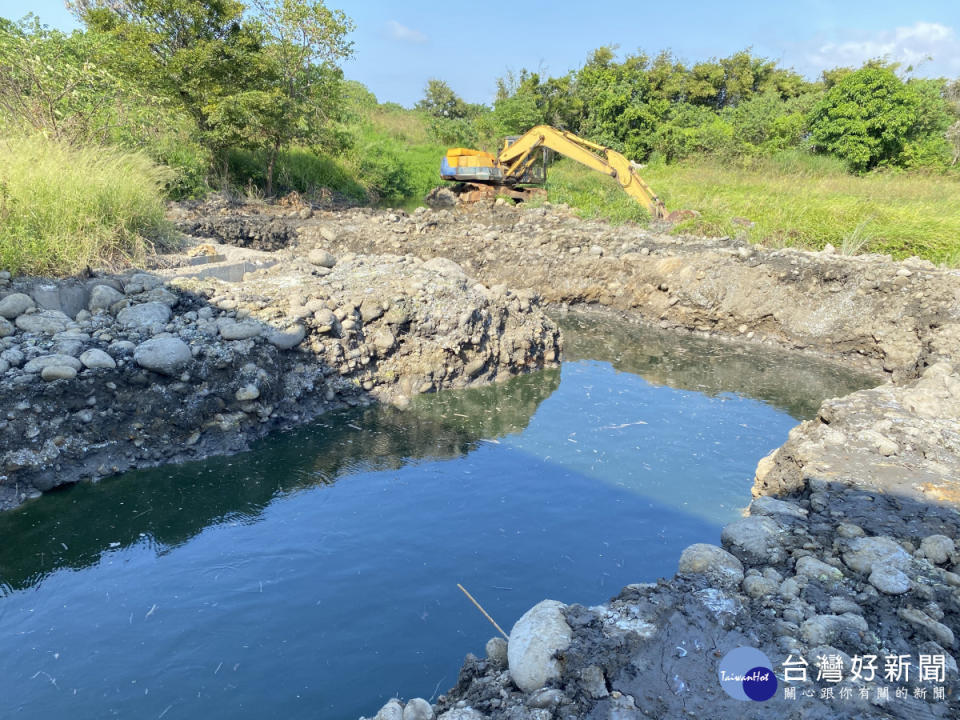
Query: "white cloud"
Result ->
[[806, 21, 960, 76], [387, 20, 427, 45]]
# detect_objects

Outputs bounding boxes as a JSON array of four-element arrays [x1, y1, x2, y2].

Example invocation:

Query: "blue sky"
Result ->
[[3, 1, 959, 106]]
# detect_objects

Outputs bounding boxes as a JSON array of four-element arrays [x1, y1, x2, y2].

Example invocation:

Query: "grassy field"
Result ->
[[0, 134, 174, 276], [542, 154, 960, 265]]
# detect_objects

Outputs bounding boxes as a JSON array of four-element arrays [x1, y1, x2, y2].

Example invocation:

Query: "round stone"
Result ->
[[40, 365, 77, 381], [133, 337, 191, 376], [79, 348, 117, 370], [677, 543, 744, 589], [0, 293, 35, 319], [507, 599, 572, 693]]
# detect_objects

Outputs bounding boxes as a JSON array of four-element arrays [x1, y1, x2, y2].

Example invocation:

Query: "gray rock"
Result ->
[[528, 688, 564, 709], [0, 359, 7, 373], [436, 709, 483, 720], [360, 297, 384, 322], [920, 535, 955, 565], [123, 273, 163, 295], [795, 556, 844, 582], [218, 318, 262, 340], [314, 308, 337, 332], [843, 536, 910, 574], [750, 496, 808, 520], [677, 543, 744, 588], [134, 337, 191, 376], [32, 283, 88, 318], [1, 348, 24, 367], [0, 293, 35, 319], [580, 665, 609, 699], [117, 302, 172, 331], [373, 329, 396, 352], [800, 613, 868, 646], [402, 698, 434, 720], [0, 317, 12, 338], [40, 365, 77, 381], [235, 384, 260, 401], [869, 567, 912, 595], [899, 608, 955, 647], [142, 287, 179, 307], [108, 340, 137, 355], [828, 597, 862, 615], [742, 575, 778, 598], [53, 339, 84, 357], [15, 310, 70, 335], [308, 249, 337, 268], [88, 284, 125, 313], [508, 599, 572, 693], [779, 578, 800, 600], [79, 349, 116, 370], [720, 516, 786, 565], [374, 699, 403, 720], [486, 636, 508, 667], [23, 354, 83, 373], [266, 324, 305, 350], [423, 257, 466, 278]]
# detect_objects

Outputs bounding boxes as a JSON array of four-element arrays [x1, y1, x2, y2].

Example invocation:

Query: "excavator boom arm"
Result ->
[[497, 126, 666, 219]]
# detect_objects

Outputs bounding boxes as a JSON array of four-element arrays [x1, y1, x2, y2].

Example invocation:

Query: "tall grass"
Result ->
[[545, 154, 960, 265], [0, 134, 174, 276]]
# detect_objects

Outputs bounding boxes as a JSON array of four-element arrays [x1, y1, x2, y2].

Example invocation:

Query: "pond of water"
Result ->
[[0, 312, 877, 719]]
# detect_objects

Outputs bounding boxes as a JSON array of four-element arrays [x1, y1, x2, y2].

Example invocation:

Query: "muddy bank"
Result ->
[[0, 249, 560, 510], [173, 197, 960, 380]]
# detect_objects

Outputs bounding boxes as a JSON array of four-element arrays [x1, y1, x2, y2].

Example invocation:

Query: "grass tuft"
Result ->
[[0, 134, 175, 276]]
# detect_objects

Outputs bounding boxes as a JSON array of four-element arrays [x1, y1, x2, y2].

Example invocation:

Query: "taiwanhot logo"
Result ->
[[718, 647, 778, 701]]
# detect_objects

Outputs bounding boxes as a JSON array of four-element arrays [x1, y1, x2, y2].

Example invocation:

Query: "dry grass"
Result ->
[[0, 133, 175, 276]]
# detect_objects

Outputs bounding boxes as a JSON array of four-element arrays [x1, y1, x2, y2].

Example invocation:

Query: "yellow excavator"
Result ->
[[440, 125, 667, 219]]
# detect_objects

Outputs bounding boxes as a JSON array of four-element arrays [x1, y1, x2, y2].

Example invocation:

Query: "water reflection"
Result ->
[[558, 311, 879, 420], [0, 369, 560, 593]]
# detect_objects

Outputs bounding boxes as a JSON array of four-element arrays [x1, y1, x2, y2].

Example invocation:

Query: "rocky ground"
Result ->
[[0, 233, 560, 509], [4, 193, 960, 719]]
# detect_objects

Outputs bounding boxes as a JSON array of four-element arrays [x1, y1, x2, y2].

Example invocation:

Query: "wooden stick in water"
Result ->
[[457, 583, 509, 640]]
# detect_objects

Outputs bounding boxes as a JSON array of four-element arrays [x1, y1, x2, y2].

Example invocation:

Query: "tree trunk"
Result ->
[[266, 143, 279, 198]]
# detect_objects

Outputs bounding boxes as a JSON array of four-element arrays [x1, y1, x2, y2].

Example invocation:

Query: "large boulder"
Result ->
[[217, 317, 262, 340], [842, 536, 910, 575], [721, 516, 786, 565], [88, 284, 125, 313], [307, 248, 337, 268], [117, 301, 172, 331], [79, 348, 117, 370], [15, 310, 70, 335], [134, 337, 191, 376], [23, 354, 83, 373], [266, 324, 305, 350], [508, 599, 572, 693], [402, 698, 434, 720], [0, 293, 35, 319], [677, 543, 744, 589]]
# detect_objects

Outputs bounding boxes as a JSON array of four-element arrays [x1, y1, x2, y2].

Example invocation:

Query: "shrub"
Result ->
[[0, 134, 173, 276]]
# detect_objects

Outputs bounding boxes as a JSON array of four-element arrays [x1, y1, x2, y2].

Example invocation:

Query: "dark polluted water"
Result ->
[[0, 313, 877, 720]]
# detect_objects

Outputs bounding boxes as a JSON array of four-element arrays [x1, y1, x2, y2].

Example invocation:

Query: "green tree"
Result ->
[[71, 0, 353, 192], [416, 79, 469, 119], [809, 66, 952, 171], [214, 0, 353, 195], [0, 16, 153, 143]]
